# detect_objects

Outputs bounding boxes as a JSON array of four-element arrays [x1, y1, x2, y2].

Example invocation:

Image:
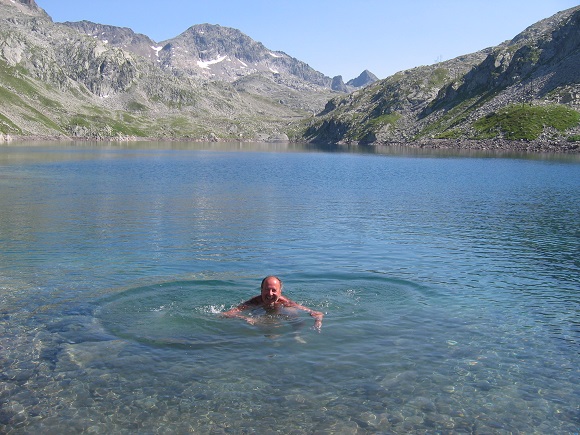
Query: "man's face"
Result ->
[[261, 277, 282, 305]]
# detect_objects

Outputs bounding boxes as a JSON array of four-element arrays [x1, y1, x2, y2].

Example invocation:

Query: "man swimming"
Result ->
[[222, 276, 324, 330]]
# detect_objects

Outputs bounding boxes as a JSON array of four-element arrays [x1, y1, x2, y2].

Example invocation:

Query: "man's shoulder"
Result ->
[[244, 295, 263, 306], [279, 296, 298, 307]]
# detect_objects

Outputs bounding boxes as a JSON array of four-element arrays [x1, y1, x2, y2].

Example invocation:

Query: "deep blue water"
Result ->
[[0, 142, 578, 433]]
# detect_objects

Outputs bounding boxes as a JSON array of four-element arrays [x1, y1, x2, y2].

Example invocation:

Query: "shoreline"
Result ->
[[1, 134, 579, 154], [371, 138, 580, 154]]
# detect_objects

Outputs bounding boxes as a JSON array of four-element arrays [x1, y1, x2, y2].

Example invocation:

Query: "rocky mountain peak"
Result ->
[[157, 23, 331, 87], [168, 24, 272, 63], [508, 6, 579, 46], [304, 6, 580, 145], [347, 70, 379, 88], [0, 1, 338, 140], [2, 0, 577, 147], [18, 0, 37, 6], [2, 0, 38, 8], [1, 0, 46, 17], [331, 75, 348, 92], [63, 20, 160, 60]]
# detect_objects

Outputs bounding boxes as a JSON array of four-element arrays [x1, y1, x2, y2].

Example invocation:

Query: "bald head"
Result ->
[[261, 275, 283, 290], [260, 276, 283, 305]]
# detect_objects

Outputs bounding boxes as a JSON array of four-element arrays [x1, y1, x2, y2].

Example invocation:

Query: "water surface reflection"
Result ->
[[0, 142, 578, 433]]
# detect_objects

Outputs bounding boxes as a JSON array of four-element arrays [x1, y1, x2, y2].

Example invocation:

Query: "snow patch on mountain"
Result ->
[[197, 55, 228, 69], [151, 45, 163, 58]]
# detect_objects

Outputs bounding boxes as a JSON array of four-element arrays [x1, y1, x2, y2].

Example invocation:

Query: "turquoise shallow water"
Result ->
[[0, 142, 578, 433]]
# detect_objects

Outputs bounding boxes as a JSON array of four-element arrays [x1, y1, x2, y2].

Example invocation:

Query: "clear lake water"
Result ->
[[0, 142, 578, 433]]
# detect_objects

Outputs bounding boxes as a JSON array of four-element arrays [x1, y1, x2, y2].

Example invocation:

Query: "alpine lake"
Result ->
[[0, 142, 578, 434]]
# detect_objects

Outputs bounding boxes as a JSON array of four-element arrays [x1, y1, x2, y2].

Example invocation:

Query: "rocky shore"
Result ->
[[371, 138, 580, 154], [2, 134, 579, 154]]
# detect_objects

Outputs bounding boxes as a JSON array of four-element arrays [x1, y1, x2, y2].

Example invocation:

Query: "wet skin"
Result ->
[[222, 277, 324, 330]]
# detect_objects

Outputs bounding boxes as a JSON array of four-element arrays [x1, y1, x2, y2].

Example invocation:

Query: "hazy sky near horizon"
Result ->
[[35, 0, 578, 80]]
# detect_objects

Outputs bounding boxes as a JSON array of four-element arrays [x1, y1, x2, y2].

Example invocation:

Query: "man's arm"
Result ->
[[222, 297, 261, 324], [283, 299, 324, 330]]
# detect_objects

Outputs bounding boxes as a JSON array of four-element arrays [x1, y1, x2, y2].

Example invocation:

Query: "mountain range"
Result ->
[[305, 6, 580, 148], [0, 0, 579, 149]]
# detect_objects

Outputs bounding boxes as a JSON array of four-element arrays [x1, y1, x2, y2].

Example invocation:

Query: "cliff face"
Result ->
[[0, 0, 145, 97], [426, 7, 580, 115], [304, 6, 580, 145]]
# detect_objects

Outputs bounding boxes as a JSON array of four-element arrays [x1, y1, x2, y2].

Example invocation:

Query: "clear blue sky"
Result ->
[[35, 0, 579, 81]]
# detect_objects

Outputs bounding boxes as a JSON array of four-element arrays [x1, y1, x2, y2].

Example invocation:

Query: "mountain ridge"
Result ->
[[62, 20, 375, 90], [0, 0, 351, 140], [0, 0, 579, 150], [303, 6, 580, 148]]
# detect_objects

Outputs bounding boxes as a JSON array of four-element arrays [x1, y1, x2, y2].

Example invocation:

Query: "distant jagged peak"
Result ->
[[165, 23, 288, 63], [331, 75, 348, 92], [159, 23, 331, 87], [180, 23, 254, 40], [347, 70, 379, 88]]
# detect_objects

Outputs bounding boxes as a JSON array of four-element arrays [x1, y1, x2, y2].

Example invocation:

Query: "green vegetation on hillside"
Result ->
[[428, 68, 449, 88], [329, 112, 401, 143], [417, 97, 479, 140], [67, 113, 150, 137], [473, 104, 580, 140], [368, 112, 401, 129], [0, 111, 22, 134]]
